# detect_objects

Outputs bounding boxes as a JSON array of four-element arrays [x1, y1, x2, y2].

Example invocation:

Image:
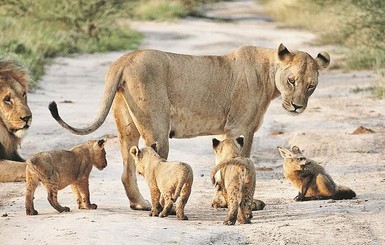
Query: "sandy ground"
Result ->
[[1, 0, 385, 244]]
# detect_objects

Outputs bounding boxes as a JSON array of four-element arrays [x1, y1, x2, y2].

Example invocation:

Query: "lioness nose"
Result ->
[[291, 102, 303, 110], [21, 115, 32, 123]]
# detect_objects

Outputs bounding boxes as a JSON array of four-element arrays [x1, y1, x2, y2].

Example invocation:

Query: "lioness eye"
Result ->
[[287, 78, 295, 86], [297, 157, 306, 161], [308, 84, 316, 90], [4, 95, 11, 104]]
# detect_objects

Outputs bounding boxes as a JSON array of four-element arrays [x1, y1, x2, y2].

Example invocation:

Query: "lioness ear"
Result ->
[[315, 52, 330, 70], [278, 43, 290, 61], [97, 139, 105, 147], [130, 146, 140, 157], [277, 147, 293, 159], [291, 145, 302, 154], [150, 142, 158, 153], [212, 138, 220, 149], [236, 136, 244, 148]]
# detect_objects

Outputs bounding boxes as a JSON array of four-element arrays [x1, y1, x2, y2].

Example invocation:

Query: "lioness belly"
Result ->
[[169, 109, 226, 138]]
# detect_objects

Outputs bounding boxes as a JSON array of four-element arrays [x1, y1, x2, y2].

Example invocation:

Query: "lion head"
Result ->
[[0, 60, 32, 161], [275, 44, 330, 114]]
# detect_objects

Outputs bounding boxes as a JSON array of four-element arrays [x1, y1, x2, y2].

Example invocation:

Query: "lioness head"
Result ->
[[212, 136, 244, 163], [0, 60, 32, 139], [275, 44, 330, 114], [130, 144, 159, 175]]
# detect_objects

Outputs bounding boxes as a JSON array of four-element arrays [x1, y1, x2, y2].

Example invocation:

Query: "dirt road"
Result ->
[[1, 1, 384, 244]]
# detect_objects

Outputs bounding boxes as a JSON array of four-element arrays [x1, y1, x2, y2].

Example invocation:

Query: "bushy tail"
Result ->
[[333, 186, 356, 200], [48, 67, 123, 135]]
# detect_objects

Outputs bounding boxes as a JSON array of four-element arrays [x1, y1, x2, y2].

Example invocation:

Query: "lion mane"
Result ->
[[0, 59, 32, 182]]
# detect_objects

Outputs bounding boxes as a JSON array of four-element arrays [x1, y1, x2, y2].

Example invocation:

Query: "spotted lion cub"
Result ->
[[211, 137, 256, 225], [130, 144, 193, 220], [25, 139, 107, 215]]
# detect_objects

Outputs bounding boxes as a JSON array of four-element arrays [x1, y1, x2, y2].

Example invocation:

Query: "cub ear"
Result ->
[[277, 146, 293, 159], [291, 145, 302, 154], [315, 52, 330, 70], [150, 142, 158, 153], [278, 43, 291, 61], [236, 136, 244, 148], [97, 139, 105, 147], [212, 138, 220, 149], [130, 146, 140, 157]]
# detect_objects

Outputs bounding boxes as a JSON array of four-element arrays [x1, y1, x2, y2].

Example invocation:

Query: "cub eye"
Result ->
[[287, 78, 295, 86], [297, 157, 306, 161], [4, 95, 11, 104]]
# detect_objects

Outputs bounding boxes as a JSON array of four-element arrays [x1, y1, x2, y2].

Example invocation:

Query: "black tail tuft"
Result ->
[[333, 187, 356, 200], [48, 101, 61, 121]]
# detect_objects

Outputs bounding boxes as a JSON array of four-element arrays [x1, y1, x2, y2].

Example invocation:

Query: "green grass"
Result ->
[[134, 0, 189, 21], [0, 0, 142, 88]]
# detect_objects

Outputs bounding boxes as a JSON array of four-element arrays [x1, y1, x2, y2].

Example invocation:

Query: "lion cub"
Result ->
[[25, 139, 107, 215], [130, 144, 193, 220], [211, 137, 256, 225], [278, 146, 356, 201]]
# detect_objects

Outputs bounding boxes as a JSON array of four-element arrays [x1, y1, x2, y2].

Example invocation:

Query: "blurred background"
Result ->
[[0, 0, 384, 96]]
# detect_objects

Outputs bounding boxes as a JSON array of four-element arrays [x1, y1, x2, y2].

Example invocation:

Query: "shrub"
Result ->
[[0, 0, 142, 87]]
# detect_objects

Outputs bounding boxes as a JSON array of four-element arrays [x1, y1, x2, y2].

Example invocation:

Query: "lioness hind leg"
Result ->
[[44, 181, 70, 213], [25, 166, 39, 215], [212, 179, 228, 208], [113, 95, 151, 211], [159, 194, 173, 218], [175, 185, 191, 220]]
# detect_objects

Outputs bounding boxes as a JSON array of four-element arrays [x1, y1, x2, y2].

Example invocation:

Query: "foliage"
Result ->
[[0, 0, 142, 87]]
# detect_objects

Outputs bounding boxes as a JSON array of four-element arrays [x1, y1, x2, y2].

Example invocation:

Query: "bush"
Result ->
[[0, 0, 142, 87]]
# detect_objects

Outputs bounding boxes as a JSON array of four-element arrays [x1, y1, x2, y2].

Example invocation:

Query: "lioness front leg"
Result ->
[[76, 180, 97, 209]]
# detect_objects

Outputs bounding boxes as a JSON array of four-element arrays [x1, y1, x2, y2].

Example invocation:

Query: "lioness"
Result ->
[[211, 137, 256, 225], [0, 60, 32, 182], [278, 146, 356, 201], [49, 44, 330, 210], [25, 139, 107, 215], [130, 144, 193, 220]]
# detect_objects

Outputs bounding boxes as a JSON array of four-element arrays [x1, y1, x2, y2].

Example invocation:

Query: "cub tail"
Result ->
[[333, 186, 356, 200]]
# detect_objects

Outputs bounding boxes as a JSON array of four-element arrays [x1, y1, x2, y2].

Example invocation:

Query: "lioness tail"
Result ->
[[48, 67, 123, 135]]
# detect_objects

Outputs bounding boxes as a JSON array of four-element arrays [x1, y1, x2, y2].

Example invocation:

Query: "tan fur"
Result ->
[[212, 137, 256, 225], [0, 60, 32, 182], [278, 146, 356, 201], [25, 139, 107, 215], [130, 145, 193, 220], [49, 44, 330, 210]]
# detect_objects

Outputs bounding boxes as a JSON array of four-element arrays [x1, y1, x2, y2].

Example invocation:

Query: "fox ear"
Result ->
[[212, 138, 220, 148], [277, 147, 293, 159], [130, 146, 140, 157], [291, 146, 302, 154]]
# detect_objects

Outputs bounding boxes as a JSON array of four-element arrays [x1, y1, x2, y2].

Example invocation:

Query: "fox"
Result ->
[[277, 146, 356, 201]]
